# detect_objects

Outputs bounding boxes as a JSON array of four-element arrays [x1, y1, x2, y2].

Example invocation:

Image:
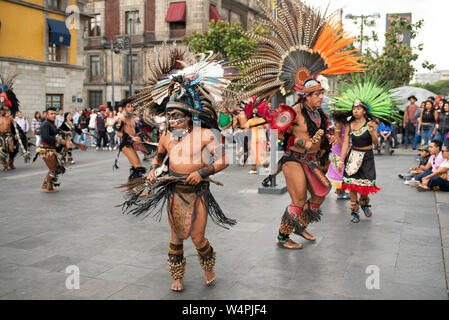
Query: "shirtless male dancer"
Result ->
[[114, 102, 146, 191]]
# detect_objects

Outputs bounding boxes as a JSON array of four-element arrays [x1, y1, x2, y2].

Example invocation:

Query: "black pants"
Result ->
[[97, 130, 108, 148]]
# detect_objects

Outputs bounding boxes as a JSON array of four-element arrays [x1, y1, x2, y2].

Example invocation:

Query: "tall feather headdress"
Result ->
[[329, 74, 402, 123], [0, 70, 20, 117], [231, 0, 365, 103], [130, 46, 230, 130]]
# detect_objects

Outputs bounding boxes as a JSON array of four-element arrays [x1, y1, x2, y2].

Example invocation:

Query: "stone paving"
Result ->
[[0, 147, 448, 300]]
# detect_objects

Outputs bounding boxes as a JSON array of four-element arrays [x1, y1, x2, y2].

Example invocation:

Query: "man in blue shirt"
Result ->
[[377, 121, 394, 154]]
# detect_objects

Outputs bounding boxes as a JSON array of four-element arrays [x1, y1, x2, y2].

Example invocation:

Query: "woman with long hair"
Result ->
[[326, 112, 350, 199], [31, 111, 42, 150], [436, 100, 449, 147], [59, 112, 83, 164], [418, 100, 438, 146], [330, 75, 401, 223]]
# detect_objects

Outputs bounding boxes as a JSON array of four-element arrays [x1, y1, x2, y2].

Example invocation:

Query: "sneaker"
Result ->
[[113, 146, 118, 151], [408, 179, 419, 187], [103, 147, 107, 151], [70, 160, 75, 164], [417, 185, 430, 192], [404, 180, 410, 185], [96, 147, 99, 151], [248, 170, 258, 174], [398, 173, 405, 179]]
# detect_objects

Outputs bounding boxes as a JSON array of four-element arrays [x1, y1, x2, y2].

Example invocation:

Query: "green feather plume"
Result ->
[[329, 74, 402, 123]]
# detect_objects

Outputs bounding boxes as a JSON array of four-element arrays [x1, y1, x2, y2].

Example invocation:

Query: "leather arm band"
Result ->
[[198, 164, 215, 179]]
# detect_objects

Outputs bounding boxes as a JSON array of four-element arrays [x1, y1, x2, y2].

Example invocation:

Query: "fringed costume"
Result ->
[[329, 74, 402, 222], [230, 0, 364, 248], [120, 45, 235, 289], [34, 116, 65, 192], [0, 72, 30, 168]]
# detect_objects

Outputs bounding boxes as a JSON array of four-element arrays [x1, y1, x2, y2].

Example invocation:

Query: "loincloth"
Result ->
[[0, 132, 13, 161], [120, 169, 236, 238], [38, 145, 58, 159], [279, 150, 331, 198]]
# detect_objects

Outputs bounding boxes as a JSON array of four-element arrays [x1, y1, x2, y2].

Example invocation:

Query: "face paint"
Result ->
[[167, 111, 187, 131]]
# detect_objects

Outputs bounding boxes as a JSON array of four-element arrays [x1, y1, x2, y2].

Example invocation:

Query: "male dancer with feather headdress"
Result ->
[[121, 48, 236, 292], [232, 0, 365, 249], [0, 72, 30, 169]]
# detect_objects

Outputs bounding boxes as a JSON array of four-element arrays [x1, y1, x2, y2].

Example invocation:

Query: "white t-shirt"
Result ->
[[89, 113, 97, 128], [440, 159, 449, 180]]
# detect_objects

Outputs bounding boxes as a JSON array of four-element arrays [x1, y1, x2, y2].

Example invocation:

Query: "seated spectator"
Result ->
[[398, 145, 431, 183], [408, 140, 444, 186], [377, 121, 394, 154], [418, 145, 449, 191]]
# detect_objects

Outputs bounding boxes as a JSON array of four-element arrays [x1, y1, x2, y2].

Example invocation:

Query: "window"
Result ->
[[47, 0, 61, 10], [169, 22, 186, 38], [125, 54, 139, 81], [48, 43, 61, 62], [88, 91, 103, 109], [46, 94, 63, 109], [90, 55, 101, 81], [89, 14, 101, 37], [125, 11, 140, 35]]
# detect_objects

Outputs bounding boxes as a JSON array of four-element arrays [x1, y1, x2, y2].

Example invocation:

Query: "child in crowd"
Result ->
[[398, 145, 431, 183]]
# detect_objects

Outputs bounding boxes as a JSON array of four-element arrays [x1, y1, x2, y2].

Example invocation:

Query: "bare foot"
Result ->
[[299, 229, 316, 241], [45, 189, 58, 193], [276, 238, 302, 249], [171, 279, 183, 292], [205, 269, 216, 285]]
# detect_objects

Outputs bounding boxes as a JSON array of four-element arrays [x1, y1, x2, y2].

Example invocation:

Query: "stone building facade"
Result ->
[[0, 0, 90, 120], [83, 0, 270, 109]]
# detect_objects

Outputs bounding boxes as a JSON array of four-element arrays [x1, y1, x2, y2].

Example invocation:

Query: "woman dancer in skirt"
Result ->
[[330, 75, 401, 223]]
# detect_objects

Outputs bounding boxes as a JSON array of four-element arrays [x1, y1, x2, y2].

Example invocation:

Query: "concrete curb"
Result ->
[[435, 191, 449, 298]]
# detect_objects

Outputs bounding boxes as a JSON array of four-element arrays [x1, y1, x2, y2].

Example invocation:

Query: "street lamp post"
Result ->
[[101, 39, 121, 110], [345, 12, 381, 54], [123, 11, 141, 97]]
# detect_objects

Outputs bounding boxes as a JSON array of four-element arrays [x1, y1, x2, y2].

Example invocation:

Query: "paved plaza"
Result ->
[[0, 148, 448, 300]]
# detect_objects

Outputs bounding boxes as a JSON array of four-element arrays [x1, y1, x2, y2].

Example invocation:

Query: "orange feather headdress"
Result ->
[[231, 0, 365, 102]]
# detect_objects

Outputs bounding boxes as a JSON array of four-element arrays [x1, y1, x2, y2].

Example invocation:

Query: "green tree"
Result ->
[[362, 15, 435, 87], [183, 20, 267, 68], [411, 80, 449, 96]]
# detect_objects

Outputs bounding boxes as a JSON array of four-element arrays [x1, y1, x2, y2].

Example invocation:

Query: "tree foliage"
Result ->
[[359, 15, 435, 87], [183, 20, 267, 68], [411, 80, 449, 97]]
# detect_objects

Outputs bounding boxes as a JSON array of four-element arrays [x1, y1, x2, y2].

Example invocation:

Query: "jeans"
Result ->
[[435, 131, 449, 146], [428, 176, 449, 191], [420, 124, 435, 146], [77, 128, 88, 146], [403, 122, 416, 146], [412, 123, 420, 149], [108, 131, 116, 148], [89, 128, 97, 146], [415, 169, 432, 182]]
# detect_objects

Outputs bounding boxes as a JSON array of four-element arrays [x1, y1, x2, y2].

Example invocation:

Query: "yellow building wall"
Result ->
[[0, 2, 45, 61], [0, 1, 78, 65], [24, 0, 44, 5], [47, 12, 77, 65]]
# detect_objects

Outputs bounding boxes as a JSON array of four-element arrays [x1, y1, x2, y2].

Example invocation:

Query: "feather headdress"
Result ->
[[328, 74, 402, 123], [231, 0, 365, 103], [0, 70, 20, 117], [150, 51, 230, 130]]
